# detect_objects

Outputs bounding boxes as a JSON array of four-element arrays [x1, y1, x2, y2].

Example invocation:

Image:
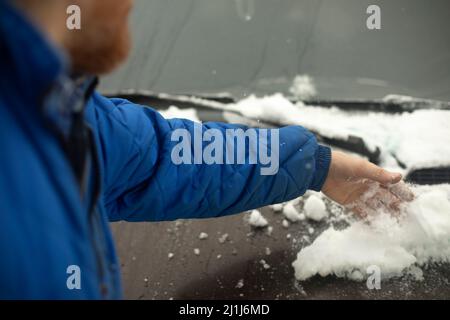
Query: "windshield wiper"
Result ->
[[302, 96, 450, 113], [102, 91, 449, 164]]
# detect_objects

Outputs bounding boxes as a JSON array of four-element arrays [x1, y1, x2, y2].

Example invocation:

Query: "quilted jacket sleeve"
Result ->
[[85, 93, 331, 222]]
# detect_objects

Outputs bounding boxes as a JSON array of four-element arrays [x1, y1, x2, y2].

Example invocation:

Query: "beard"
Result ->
[[63, 1, 132, 75]]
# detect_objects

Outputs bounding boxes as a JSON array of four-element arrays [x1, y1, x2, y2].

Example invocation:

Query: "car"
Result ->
[[102, 0, 450, 299]]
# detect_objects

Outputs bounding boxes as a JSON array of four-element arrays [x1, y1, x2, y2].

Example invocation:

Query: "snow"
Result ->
[[229, 93, 450, 170], [193, 248, 200, 256], [198, 232, 209, 240], [383, 94, 418, 104], [382, 95, 450, 111], [152, 83, 450, 172], [218, 233, 229, 244], [292, 184, 450, 281], [282, 202, 304, 222], [168, 253, 174, 260], [151, 80, 450, 285], [235, 279, 244, 289], [159, 106, 201, 123], [304, 195, 328, 222], [151, 82, 450, 171], [270, 203, 284, 212], [282, 219, 290, 229], [289, 75, 317, 100], [260, 259, 271, 270], [229, 94, 354, 148], [248, 209, 269, 228]]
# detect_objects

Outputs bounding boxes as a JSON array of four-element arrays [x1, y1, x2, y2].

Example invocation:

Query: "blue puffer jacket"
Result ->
[[0, 1, 331, 299]]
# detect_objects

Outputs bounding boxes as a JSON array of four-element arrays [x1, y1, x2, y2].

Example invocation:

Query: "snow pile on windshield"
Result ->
[[159, 106, 201, 123], [229, 93, 351, 143], [230, 94, 450, 169], [292, 184, 450, 281], [289, 75, 317, 100]]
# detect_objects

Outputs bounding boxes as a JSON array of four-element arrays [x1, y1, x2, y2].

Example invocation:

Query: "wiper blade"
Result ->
[[301, 95, 450, 113], [106, 90, 450, 113], [104, 90, 381, 163]]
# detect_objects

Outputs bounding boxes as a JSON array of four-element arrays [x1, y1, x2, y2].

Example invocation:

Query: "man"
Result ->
[[0, 0, 411, 299]]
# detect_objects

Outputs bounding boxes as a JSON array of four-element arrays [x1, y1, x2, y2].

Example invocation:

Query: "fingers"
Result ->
[[350, 188, 401, 217], [346, 181, 412, 219], [388, 181, 415, 202], [368, 187, 402, 212], [356, 159, 402, 185]]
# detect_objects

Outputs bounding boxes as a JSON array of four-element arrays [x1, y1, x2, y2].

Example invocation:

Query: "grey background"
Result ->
[[101, 0, 450, 100]]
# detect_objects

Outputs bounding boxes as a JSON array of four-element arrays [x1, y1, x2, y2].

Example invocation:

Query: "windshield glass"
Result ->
[[101, 0, 450, 101]]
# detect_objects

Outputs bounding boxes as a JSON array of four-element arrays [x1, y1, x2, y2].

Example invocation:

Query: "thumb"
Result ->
[[357, 160, 402, 185]]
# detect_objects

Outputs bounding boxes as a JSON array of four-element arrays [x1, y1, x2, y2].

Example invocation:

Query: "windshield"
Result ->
[[100, 0, 450, 101]]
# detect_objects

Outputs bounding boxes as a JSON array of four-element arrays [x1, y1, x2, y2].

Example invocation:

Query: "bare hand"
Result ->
[[322, 151, 415, 217]]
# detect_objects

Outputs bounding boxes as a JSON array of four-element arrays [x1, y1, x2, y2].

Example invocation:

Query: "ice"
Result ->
[[304, 195, 328, 222], [248, 209, 269, 228], [292, 185, 450, 281]]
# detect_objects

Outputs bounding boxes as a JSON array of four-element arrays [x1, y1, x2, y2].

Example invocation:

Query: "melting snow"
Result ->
[[292, 185, 450, 281], [289, 75, 317, 100], [229, 94, 450, 170], [160, 106, 201, 123], [283, 202, 304, 222], [248, 209, 269, 228], [198, 232, 209, 240], [304, 194, 328, 222]]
